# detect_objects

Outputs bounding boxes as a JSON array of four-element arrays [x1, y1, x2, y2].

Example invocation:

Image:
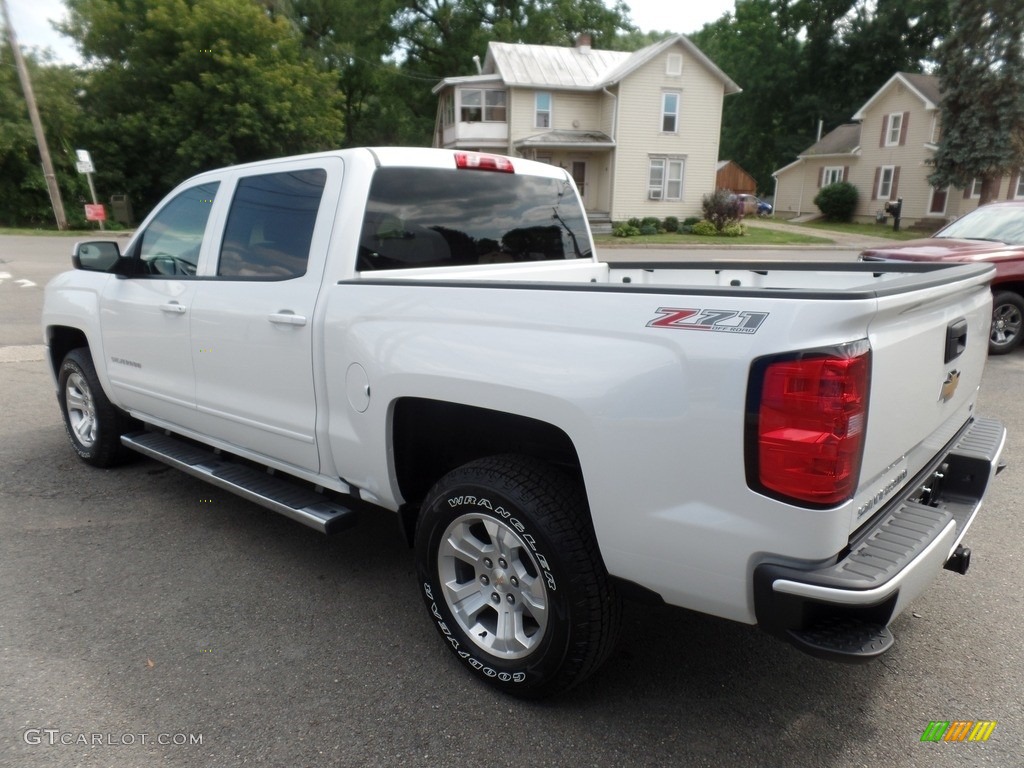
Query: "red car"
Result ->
[[860, 200, 1024, 354]]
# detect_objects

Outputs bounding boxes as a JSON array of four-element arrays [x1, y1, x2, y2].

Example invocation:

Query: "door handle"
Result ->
[[268, 311, 307, 327], [160, 302, 186, 314]]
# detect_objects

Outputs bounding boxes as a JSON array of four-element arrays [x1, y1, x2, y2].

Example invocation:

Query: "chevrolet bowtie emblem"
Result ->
[[940, 369, 961, 402]]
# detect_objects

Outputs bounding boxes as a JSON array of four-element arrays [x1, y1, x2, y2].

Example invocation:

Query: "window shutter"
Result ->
[[1009, 174, 1020, 200], [843, 166, 849, 182], [817, 167, 824, 188], [872, 167, 881, 200], [899, 112, 910, 145], [890, 167, 901, 199], [963, 185, 971, 199], [880, 116, 888, 147]]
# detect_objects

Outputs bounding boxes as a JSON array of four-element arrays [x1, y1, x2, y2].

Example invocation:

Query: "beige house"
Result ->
[[432, 35, 740, 227], [773, 72, 1024, 226]]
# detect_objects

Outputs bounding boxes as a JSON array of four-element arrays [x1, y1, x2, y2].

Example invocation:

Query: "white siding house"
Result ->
[[433, 35, 740, 226]]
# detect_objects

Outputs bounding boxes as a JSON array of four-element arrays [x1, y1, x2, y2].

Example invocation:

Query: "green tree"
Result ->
[[61, 0, 345, 215], [0, 43, 89, 227], [690, 0, 948, 194], [691, 0, 805, 194], [271, 0, 409, 147], [929, 0, 1024, 204]]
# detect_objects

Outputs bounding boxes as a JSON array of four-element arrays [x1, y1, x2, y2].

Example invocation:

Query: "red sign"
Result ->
[[85, 204, 106, 222]]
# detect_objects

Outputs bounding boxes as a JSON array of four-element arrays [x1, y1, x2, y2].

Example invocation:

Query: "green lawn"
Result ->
[[594, 225, 833, 247], [792, 219, 930, 240]]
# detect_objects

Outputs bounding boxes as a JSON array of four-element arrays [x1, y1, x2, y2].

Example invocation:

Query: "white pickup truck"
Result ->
[[43, 148, 1006, 697]]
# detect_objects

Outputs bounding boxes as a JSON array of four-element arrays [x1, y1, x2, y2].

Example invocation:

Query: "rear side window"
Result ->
[[218, 169, 327, 279], [357, 167, 590, 271]]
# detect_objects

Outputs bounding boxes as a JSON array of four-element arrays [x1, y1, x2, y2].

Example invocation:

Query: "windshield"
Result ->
[[358, 166, 591, 271], [937, 204, 1024, 245]]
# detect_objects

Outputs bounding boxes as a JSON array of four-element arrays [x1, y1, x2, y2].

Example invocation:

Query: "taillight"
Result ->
[[454, 151, 515, 173], [747, 341, 871, 507]]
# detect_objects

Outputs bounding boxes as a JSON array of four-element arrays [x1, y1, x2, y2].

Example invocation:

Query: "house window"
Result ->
[[460, 89, 506, 122], [535, 92, 551, 128], [970, 178, 983, 198], [648, 158, 685, 200], [885, 113, 903, 146], [485, 90, 506, 122], [877, 166, 895, 199], [1015, 173, 1024, 199], [662, 93, 680, 133], [666, 54, 682, 76], [442, 94, 454, 127], [823, 166, 845, 186]]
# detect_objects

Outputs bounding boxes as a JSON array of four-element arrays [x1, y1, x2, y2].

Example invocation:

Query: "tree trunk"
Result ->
[[979, 175, 1001, 205]]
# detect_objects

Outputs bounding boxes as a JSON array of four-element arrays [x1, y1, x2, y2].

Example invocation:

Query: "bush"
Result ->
[[627, 217, 642, 229], [814, 181, 859, 222], [690, 220, 746, 237], [678, 224, 693, 234], [690, 220, 718, 236], [683, 216, 701, 226], [613, 223, 641, 237], [639, 223, 659, 235], [640, 216, 662, 231], [663, 216, 679, 232], [701, 189, 741, 231]]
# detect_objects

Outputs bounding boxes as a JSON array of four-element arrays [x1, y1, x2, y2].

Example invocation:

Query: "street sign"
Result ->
[[76, 160, 95, 174], [84, 204, 106, 222]]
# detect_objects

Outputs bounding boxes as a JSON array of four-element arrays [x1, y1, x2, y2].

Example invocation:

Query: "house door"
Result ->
[[571, 161, 588, 208], [929, 186, 948, 215]]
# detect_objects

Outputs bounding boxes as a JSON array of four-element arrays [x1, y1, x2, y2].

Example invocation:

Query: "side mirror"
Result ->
[[73, 241, 121, 272]]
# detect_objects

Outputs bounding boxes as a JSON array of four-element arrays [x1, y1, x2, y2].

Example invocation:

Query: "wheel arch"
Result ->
[[391, 397, 584, 545], [45, 325, 90, 382]]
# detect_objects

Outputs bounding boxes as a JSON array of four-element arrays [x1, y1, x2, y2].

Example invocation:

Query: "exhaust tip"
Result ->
[[944, 544, 971, 575]]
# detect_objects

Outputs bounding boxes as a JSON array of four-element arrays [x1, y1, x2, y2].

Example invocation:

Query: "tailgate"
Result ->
[[850, 264, 995, 534]]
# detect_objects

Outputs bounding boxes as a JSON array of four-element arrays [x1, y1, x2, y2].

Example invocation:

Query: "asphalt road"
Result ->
[[1, 235, 1022, 767]]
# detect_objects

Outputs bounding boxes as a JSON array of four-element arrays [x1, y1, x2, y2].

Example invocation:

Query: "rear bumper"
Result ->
[[753, 416, 1006, 662]]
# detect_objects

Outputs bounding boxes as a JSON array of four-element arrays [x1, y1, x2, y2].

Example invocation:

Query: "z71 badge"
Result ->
[[647, 307, 769, 334]]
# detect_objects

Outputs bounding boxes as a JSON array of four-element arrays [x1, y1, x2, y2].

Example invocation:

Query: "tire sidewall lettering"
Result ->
[[443, 495, 556, 592]]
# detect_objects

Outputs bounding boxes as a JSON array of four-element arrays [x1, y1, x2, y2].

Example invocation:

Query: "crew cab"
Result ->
[[43, 147, 1006, 697]]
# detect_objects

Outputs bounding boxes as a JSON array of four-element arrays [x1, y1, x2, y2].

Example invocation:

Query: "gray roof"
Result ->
[[800, 123, 861, 157], [486, 42, 632, 89], [434, 35, 741, 94]]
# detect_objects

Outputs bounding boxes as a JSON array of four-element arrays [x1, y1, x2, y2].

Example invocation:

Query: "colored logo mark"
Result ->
[[920, 721, 997, 742]]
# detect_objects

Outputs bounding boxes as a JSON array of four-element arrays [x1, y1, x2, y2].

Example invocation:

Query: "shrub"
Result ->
[[683, 216, 701, 227], [678, 224, 693, 234], [690, 220, 718, 236], [720, 223, 746, 237], [663, 216, 679, 232], [701, 189, 741, 231], [613, 223, 641, 237], [627, 217, 642, 229], [814, 181, 859, 222], [640, 216, 662, 231], [639, 223, 659, 236]]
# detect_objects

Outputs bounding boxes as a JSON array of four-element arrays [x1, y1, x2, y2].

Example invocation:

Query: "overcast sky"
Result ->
[[5, 0, 738, 65]]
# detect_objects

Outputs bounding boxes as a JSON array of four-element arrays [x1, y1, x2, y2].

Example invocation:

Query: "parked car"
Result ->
[[860, 200, 1024, 354], [756, 197, 773, 217], [728, 193, 758, 217]]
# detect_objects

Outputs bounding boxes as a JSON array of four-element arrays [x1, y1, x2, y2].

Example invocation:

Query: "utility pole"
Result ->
[[1, 0, 68, 230]]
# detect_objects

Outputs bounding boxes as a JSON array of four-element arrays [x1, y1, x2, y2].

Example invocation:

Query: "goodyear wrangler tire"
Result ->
[[414, 455, 621, 698], [58, 348, 132, 468]]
